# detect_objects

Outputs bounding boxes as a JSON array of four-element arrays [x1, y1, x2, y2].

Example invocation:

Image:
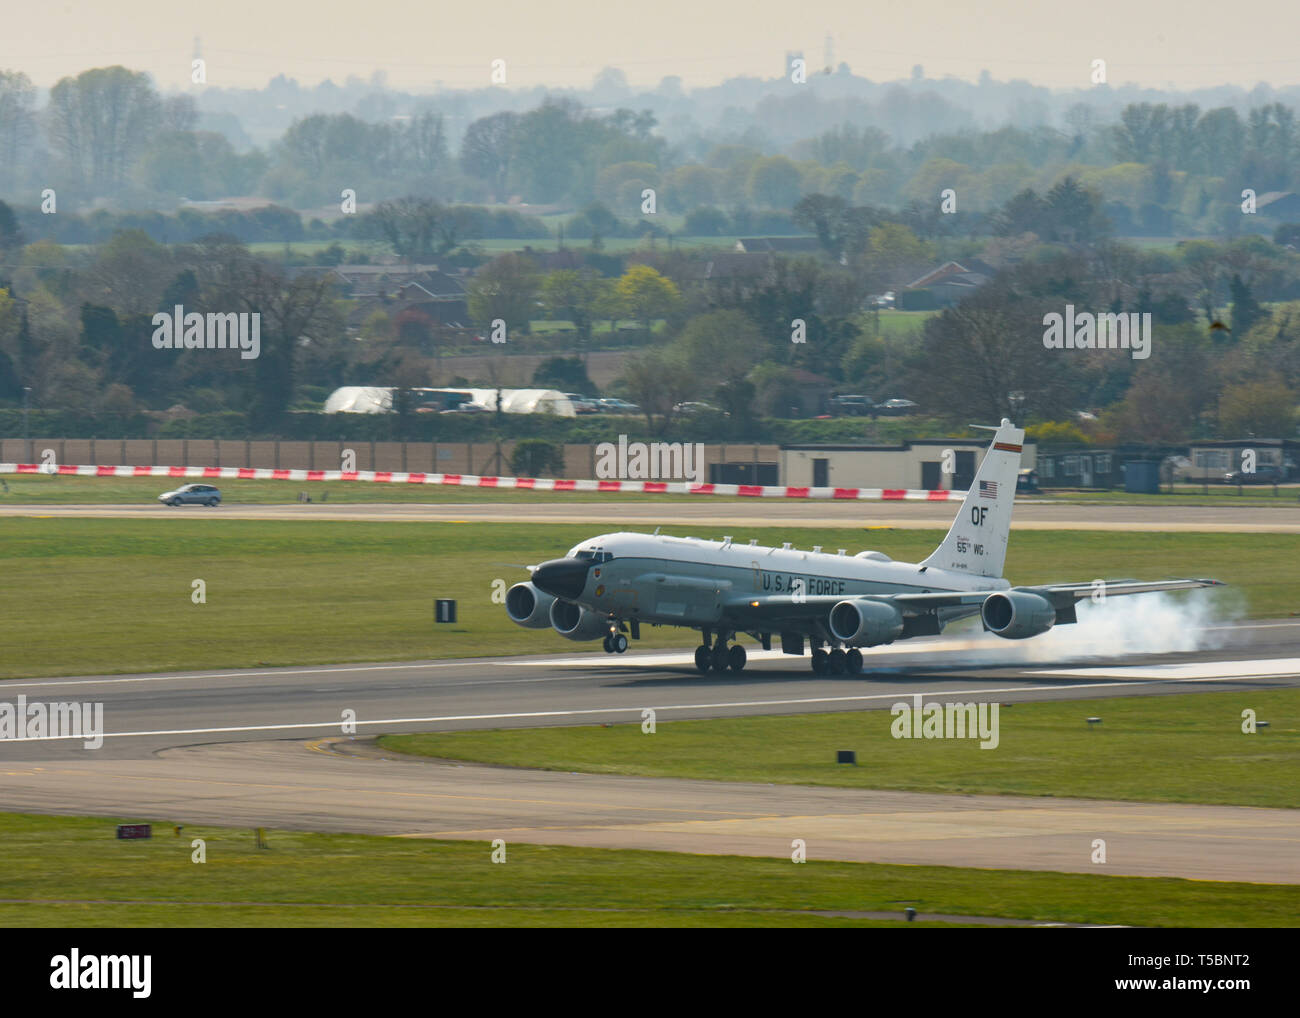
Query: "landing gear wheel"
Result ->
[[728, 644, 747, 672], [602, 635, 613, 653], [846, 648, 863, 674], [828, 649, 847, 675], [811, 649, 829, 674], [612, 633, 629, 654], [711, 645, 730, 672], [694, 645, 711, 674]]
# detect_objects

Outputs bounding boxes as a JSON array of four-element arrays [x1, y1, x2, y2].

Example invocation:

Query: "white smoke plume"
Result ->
[[868, 587, 1245, 670]]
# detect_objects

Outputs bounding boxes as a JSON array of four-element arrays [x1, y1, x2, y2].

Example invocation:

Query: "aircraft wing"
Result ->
[[890, 578, 1225, 611], [1016, 578, 1225, 609], [724, 578, 1224, 619]]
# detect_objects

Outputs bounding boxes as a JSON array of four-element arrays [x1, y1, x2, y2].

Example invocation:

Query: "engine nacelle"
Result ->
[[981, 591, 1056, 640], [828, 599, 905, 647], [505, 581, 555, 629], [549, 599, 609, 642]]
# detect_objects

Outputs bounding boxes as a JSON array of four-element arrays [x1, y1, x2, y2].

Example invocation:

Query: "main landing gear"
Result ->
[[602, 631, 629, 654], [695, 630, 746, 673], [810, 645, 863, 675]]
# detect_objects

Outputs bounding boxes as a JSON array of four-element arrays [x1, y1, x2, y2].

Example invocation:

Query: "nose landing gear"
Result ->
[[602, 632, 629, 654]]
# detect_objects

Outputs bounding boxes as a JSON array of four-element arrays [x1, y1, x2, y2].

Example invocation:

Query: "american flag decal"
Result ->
[[979, 480, 998, 499]]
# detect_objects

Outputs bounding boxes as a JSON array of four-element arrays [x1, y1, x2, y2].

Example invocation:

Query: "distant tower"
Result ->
[[824, 34, 834, 75]]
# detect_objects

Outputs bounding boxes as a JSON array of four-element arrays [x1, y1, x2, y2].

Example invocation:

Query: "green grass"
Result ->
[[868, 309, 937, 338], [381, 690, 1300, 808], [0, 520, 1289, 679], [0, 812, 1294, 927]]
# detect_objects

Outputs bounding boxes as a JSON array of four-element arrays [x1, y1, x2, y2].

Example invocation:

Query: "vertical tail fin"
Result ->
[[919, 418, 1024, 579]]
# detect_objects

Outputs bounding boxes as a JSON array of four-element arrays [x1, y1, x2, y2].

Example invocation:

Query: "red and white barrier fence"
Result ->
[[0, 462, 960, 501]]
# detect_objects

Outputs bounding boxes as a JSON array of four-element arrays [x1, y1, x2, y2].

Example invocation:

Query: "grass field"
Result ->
[[0, 519, 1288, 679], [380, 689, 1300, 808], [1, 812, 1294, 927], [4, 471, 1300, 507]]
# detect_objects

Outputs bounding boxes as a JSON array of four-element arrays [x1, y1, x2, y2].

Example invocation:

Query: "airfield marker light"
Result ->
[[1257, 721, 1270, 728], [905, 908, 918, 922], [256, 827, 268, 849], [1087, 717, 1102, 727], [837, 750, 856, 765], [837, 549, 846, 556]]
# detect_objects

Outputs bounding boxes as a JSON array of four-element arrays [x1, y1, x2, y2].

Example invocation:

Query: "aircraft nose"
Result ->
[[532, 558, 591, 600]]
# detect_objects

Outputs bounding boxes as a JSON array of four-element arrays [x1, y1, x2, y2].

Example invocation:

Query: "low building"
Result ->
[[899, 259, 995, 308], [1256, 192, 1300, 220], [1185, 438, 1298, 481], [1035, 448, 1127, 488], [322, 386, 577, 416], [780, 437, 1038, 490]]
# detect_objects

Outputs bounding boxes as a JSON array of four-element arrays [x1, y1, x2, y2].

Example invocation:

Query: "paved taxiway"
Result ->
[[3, 500, 1299, 530], [1, 620, 1297, 883]]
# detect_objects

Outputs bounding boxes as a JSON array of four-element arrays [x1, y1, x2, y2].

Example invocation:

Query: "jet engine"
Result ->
[[549, 599, 609, 641], [981, 591, 1056, 640], [828, 599, 905, 647], [505, 581, 555, 629]]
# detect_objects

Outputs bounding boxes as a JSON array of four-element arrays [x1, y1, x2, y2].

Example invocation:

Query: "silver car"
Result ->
[[158, 483, 222, 507]]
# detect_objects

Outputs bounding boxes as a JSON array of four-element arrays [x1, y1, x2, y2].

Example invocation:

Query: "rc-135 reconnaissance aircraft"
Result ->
[[506, 419, 1222, 674]]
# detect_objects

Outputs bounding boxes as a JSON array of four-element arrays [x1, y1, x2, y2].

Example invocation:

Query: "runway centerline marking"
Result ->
[[0, 672, 1279, 743]]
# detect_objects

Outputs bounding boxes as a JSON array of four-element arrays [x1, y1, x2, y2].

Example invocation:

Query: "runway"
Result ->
[[1, 619, 1297, 883], [3, 500, 1300, 530]]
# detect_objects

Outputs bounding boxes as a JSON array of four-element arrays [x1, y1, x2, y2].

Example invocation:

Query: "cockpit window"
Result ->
[[574, 549, 615, 563], [575, 550, 595, 561]]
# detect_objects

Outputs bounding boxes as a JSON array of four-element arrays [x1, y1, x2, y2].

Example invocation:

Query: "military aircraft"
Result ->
[[505, 418, 1222, 674]]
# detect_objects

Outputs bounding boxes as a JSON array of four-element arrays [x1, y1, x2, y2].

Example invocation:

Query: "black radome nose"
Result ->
[[532, 558, 591, 600]]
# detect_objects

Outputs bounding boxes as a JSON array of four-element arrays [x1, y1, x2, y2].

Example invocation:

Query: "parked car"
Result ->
[[673, 401, 724, 415], [1225, 465, 1285, 485], [829, 394, 873, 416], [596, 398, 642, 414], [875, 398, 919, 416], [563, 393, 599, 414], [158, 483, 222, 507]]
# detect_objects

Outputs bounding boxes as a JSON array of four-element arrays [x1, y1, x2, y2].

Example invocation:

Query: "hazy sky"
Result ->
[[5, 0, 1299, 91]]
